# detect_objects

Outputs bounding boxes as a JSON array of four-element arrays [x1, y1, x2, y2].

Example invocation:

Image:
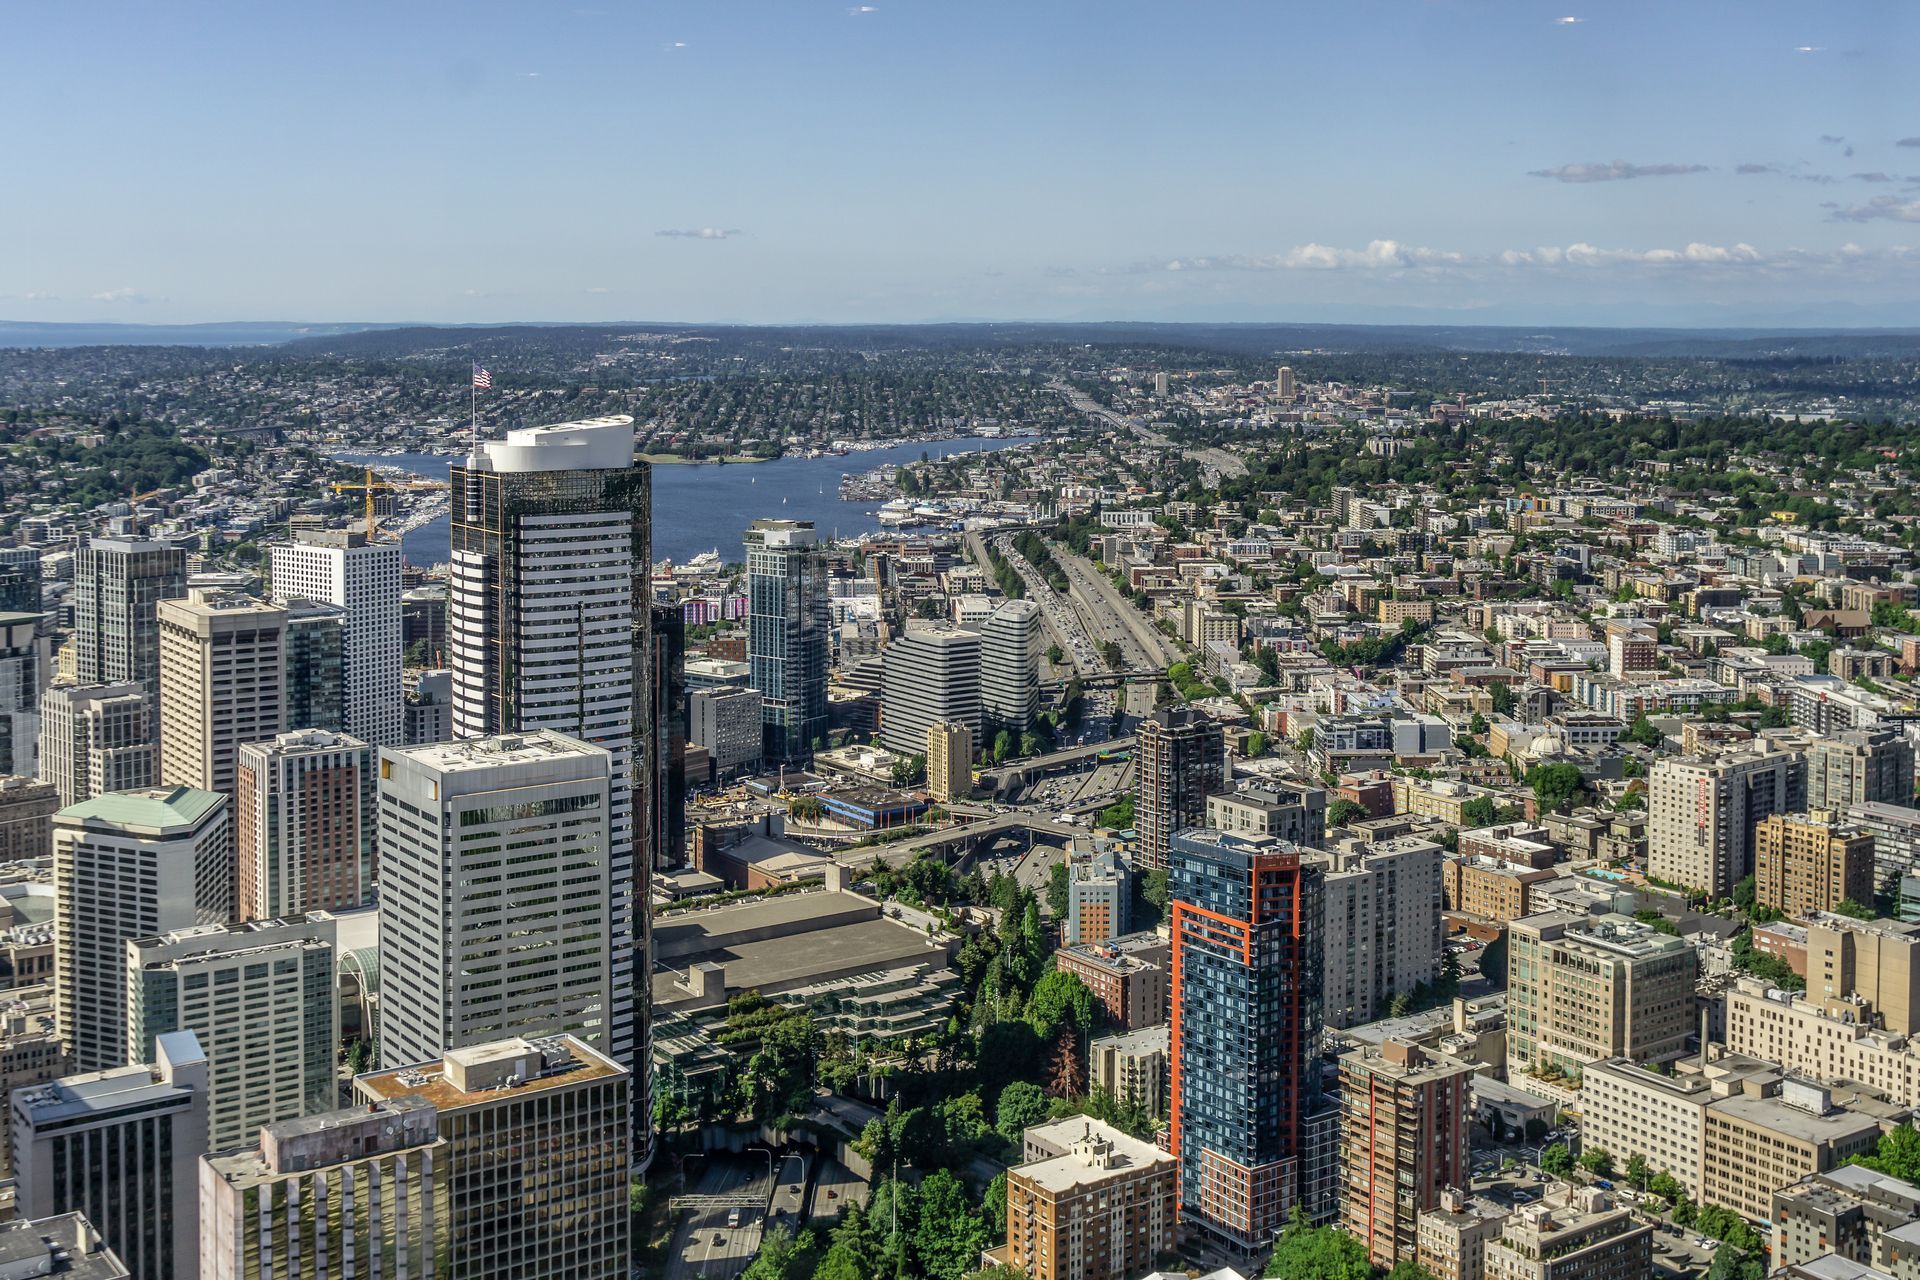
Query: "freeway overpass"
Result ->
[[830, 812, 1085, 870], [975, 735, 1135, 798]]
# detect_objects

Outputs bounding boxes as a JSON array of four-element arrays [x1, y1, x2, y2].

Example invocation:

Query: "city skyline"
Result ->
[[7, 1, 1920, 327]]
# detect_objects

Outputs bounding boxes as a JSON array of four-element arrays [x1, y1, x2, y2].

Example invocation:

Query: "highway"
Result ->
[[986, 532, 1126, 737], [1051, 378, 1246, 482], [663, 1155, 775, 1280], [961, 528, 1085, 679]]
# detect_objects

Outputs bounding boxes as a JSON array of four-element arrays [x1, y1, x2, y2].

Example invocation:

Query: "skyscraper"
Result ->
[[880, 624, 981, 757], [1276, 366, 1296, 403], [53, 786, 230, 1071], [280, 598, 347, 734], [980, 599, 1042, 733], [1136, 707, 1227, 871], [651, 602, 688, 869], [72, 536, 186, 690], [0, 610, 47, 776], [234, 730, 374, 920], [1168, 829, 1323, 1250], [376, 732, 614, 1076], [270, 528, 402, 747], [0, 546, 42, 615], [448, 414, 648, 1153], [745, 518, 829, 762], [37, 683, 155, 808], [125, 914, 337, 1150], [1339, 1041, 1476, 1268], [1648, 748, 1804, 897], [156, 590, 286, 798], [927, 720, 972, 804]]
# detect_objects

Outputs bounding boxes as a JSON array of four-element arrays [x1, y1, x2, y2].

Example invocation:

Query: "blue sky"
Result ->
[[6, 0, 1919, 326]]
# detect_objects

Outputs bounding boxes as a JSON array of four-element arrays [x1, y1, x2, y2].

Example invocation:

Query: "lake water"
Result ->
[[335, 436, 1037, 567]]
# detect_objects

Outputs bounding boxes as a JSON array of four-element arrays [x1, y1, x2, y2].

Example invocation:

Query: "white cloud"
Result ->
[[1795, 45, 1823, 53], [1529, 160, 1709, 183], [1555, 15, 1583, 24], [1122, 240, 1900, 276], [849, 4, 878, 12], [1830, 197, 1920, 223], [657, 227, 739, 239], [89, 287, 145, 303]]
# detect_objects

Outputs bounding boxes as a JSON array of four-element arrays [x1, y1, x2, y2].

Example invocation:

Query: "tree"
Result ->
[[911, 1170, 990, 1280], [1672, 1194, 1696, 1227], [984, 1171, 1008, 1238], [1626, 715, 1664, 748], [1835, 898, 1876, 920], [1479, 931, 1509, 984], [740, 1225, 817, 1280], [1540, 1141, 1573, 1176], [1459, 795, 1499, 828], [1387, 1262, 1441, 1280], [1264, 1208, 1373, 1280], [1732, 874, 1756, 914], [1856, 1123, 1920, 1182], [1046, 1029, 1085, 1098], [1706, 1247, 1765, 1280], [1327, 798, 1369, 828], [996, 1080, 1049, 1143], [1245, 730, 1268, 757], [1648, 1170, 1684, 1203], [1528, 763, 1586, 814], [1578, 1147, 1614, 1179], [1027, 969, 1096, 1042], [1625, 1153, 1651, 1191]]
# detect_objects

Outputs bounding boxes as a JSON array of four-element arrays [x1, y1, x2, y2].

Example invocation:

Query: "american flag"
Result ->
[[471, 363, 492, 390]]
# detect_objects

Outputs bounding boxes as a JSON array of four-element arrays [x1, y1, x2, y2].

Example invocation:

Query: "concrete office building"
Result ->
[[72, 536, 186, 690], [927, 719, 971, 804], [13, 1030, 208, 1280], [745, 518, 830, 763], [1169, 830, 1323, 1249], [1506, 913, 1698, 1075], [280, 598, 346, 734], [1319, 837, 1445, 1029], [1091, 1026, 1169, 1119], [376, 732, 614, 1073], [156, 590, 286, 798], [53, 787, 229, 1072], [689, 684, 762, 782], [448, 415, 649, 1160], [980, 599, 1042, 732], [0, 774, 58, 861], [270, 527, 402, 747], [1137, 708, 1227, 872], [353, 1036, 629, 1280], [1340, 1041, 1476, 1269], [1579, 1057, 1722, 1199], [1807, 913, 1920, 1034], [0, 611, 47, 776], [38, 683, 154, 808], [1000, 1118, 1176, 1280], [0, 1213, 129, 1279], [880, 625, 980, 757], [1756, 811, 1877, 919], [1811, 730, 1916, 814], [1648, 748, 1805, 898], [126, 915, 337, 1151], [199, 1095, 443, 1280], [1701, 1076, 1901, 1222], [1207, 781, 1328, 849], [1483, 1186, 1652, 1280], [233, 730, 373, 921]]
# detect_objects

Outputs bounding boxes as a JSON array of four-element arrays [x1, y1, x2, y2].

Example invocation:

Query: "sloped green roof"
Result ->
[[57, 786, 224, 834]]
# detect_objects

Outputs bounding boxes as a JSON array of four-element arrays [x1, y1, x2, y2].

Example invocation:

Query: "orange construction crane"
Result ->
[[328, 467, 449, 541]]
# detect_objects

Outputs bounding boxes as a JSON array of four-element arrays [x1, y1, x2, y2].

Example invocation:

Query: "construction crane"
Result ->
[[328, 467, 449, 541], [125, 487, 169, 534]]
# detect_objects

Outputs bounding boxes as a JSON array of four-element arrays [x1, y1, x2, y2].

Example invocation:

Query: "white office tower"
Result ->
[[979, 599, 1042, 732], [448, 416, 647, 1158], [157, 590, 286, 797], [13, 1029, 209, 1280], [38, 683, 155, 807], [234, 730, 374, 920], [880, 624, 981, 756], [53, 787, 229, 1072], [71, 535, 187, 690], [376, 732, 614, 1076], [270, 528, 402, 747], [0, 610, 47, 776], [126, 915, 337, 1152], [745, 518, 830, 763]]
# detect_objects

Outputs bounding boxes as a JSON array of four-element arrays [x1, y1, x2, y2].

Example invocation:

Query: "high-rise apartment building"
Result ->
[[1276, 366, 1296, 402], [38, 683, 154, 807], [449, 415, 647, 1148], [1065, 848, 1131, 945], [1339, 1040, 1476, 1269], [13, 1030, 208, 1280], [53, 787, 229, 1071], [126, 915, 336, 1151], [72, 536, 186, 690], [1648, 748, 1805, 897], [1810, 729, 1916, 813], [376, 732, 614, 1074], [1506, 912, 1698, 1075], [157, 590, 286, 797], [1756, 810, 1877, 918], [689, 684, 762, 781], [880, 624, 980, 756], [1319, 836, 1445, 1029], [1168, 829, 1323, 1250], [0, 611, 47, 775], [280, 598, 346, 733], [270, 527, 402, 746], [1806, 913, 1920, 1035], [353, 1036, 630, 1280], [980, 599, 1042, 732], [745, 518, 829, 763], [1137, 708, 1227, 871], [1001, 1118, 1176, 1280], [927, 720, 971, 804], [1483, 1186, 1652, 1280], [234, 730, 373, 921], [1206, 781, 1329, 848], [199, 1095, 444, 1280]]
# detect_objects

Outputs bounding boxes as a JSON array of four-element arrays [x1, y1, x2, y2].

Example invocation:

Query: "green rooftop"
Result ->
[[57, 786, 225, 834]]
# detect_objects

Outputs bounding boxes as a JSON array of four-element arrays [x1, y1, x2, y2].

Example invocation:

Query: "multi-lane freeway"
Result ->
[[664, 1156, 775, 1280]]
